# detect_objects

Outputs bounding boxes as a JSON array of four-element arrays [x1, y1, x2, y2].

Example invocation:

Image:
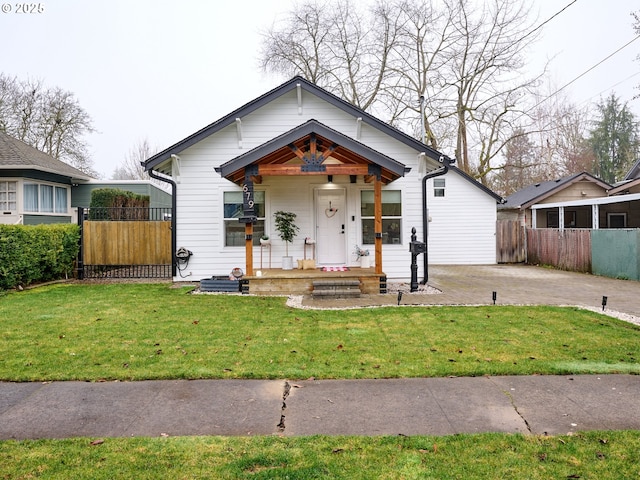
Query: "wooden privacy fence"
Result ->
[[79, 207, 172, 278], [496, 220, 526, 263], [526, 228, 591, 273]]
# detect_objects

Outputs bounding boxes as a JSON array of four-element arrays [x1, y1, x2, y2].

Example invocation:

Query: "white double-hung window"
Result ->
[[223, 190, 265, 246], [361, 190, 402, 245]]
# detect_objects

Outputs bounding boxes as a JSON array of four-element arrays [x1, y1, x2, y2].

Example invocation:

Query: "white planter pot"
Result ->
[[360, 255, 371, 268], [282, 256, 294, 270]]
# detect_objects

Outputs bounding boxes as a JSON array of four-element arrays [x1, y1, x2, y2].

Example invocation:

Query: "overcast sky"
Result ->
[[1, 0, 638, 178]]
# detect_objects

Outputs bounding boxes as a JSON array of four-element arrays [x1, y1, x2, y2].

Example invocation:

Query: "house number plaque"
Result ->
[[239, 180, 257, 224]]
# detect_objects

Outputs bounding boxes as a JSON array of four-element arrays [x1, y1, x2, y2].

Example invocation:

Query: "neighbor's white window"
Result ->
[[433, 178, 445, 197], [0, 181, 17, 211], [223, 190, 265, 246], [361, 190, 402, 245], [55, 187, 67, 213], [607, 213, 627, 228], [24, 183, 68, 214]]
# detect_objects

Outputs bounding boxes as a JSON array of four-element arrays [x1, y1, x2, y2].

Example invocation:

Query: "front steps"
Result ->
[[311, 279, 361, 298]]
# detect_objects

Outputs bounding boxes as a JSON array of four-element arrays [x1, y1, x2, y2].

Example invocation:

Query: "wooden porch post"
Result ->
[[374, 176, 383, 274], [245, 222, 254, 276]]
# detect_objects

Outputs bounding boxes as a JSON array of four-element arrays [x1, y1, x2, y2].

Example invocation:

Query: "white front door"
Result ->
[[315, 188, 347, 265]]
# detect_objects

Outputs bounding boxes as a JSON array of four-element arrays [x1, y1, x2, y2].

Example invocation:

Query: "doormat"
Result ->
[[322, 266, 349, 272]]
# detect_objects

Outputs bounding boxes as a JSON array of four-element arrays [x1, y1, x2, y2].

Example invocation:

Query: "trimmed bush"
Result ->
[[89, 188, 150, 220], [0, 224, 80, 290]]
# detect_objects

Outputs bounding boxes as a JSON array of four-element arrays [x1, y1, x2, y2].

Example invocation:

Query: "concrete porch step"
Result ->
[[312, 279, 361, 298]]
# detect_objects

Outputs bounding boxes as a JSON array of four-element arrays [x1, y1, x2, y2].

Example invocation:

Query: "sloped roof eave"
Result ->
[[502, 172, 611, 210], [217, 119, 416, 180], [143, 76, 450, 172], [0, 164, 92, 181]]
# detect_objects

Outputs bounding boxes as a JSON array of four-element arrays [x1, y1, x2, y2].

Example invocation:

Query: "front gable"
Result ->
[[216, 119, 410, 185], [144, 76, 450, 176], [501, 172, 611, 211]]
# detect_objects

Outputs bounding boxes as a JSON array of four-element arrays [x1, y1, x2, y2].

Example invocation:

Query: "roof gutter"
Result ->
[[148, 166, 177, 277], [421, 156, 452, 284]]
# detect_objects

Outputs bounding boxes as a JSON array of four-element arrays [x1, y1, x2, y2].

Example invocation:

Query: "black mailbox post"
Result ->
[[409, 227, 426, 292]]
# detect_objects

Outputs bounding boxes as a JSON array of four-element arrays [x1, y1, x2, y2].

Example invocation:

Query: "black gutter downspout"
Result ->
[[148, 169, 177, 277], [421, 158, 451, 284]]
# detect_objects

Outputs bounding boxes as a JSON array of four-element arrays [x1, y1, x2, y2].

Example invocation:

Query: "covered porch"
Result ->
[[215, 120, 422, 286]]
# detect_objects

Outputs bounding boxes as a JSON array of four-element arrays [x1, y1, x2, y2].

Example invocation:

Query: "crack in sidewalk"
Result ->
[[487, 377, 532, 434], [277, 381, 291, 432], [502, 389, 532, 434]]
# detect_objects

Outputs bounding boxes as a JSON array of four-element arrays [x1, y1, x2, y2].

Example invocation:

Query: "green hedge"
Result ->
[[0, 224, 80, 290], [89, 188, 150, 220]]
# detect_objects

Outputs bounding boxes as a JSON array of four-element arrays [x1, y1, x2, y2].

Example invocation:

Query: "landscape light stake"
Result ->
[[492, 291, 497, 305], [397, 291, 403, 305], [602, 295, 607, 311]]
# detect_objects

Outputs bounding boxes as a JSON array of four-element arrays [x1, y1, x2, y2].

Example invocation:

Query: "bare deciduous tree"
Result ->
[[0, 73, 97, 176], [111, 138, 164, 186], [260, 0, 542, 185]]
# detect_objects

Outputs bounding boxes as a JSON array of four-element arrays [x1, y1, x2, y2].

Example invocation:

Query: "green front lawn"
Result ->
[[2, 432, 640, 479], [2, 283, 640, 478], [1, 283, 639, 382]]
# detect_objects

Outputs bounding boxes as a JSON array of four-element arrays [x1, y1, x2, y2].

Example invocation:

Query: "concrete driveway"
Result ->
[[300, 264, 640, 319]]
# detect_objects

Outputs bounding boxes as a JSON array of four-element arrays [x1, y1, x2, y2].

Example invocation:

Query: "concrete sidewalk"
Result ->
[[1, 375, 640, 439]]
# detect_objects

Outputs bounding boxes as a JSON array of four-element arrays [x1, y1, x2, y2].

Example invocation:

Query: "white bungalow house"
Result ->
[[143, 77, 502, 288]]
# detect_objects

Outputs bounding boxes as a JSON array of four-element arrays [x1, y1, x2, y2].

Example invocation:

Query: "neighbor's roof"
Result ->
[[143, 76, 452, 172], [0, 131, 92, 180], [624, 158, 640, 181], [499, 172, 611, 210]]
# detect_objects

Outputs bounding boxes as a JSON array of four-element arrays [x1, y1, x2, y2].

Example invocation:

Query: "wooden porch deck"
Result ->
[[243, 268, 386, 295]]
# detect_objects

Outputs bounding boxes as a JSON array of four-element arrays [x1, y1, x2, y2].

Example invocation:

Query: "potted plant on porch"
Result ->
[[274, 210, 299, 270]]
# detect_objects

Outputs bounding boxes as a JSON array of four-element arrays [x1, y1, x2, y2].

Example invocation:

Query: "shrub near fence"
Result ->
[[0, 224, 80, 290]]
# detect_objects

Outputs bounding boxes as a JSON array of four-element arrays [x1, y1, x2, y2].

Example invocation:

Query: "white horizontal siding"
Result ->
[[170, 87, 498, 281], [427, 172, 497, 265]]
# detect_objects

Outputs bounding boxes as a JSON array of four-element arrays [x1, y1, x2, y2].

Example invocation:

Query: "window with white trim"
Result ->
[[607, 213, 627, 228], [433, 178, 445, 197], [223, 190, 265, 246], [24, 183, 69, 214], [361, 190, 402, 245], [0, 181, 17, 211]]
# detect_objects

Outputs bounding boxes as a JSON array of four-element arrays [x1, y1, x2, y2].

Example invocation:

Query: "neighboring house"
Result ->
[[0, 131, 172, 225], [0, 131, 93, 225], [143, 76, 502, 282], [609, 158, 640, 196], [498, 172, 611, 228], [71, 180, 173, 212], [499, 170, 640, 229]]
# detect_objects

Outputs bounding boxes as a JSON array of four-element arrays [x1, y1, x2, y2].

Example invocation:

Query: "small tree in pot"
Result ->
[[274, 210, 299, 269]]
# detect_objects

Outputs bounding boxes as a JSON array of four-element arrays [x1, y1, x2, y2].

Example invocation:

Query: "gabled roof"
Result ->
[[216, 119, 409, 185], [499, 172, 611, 210], [448, 166, 504, 202], [0, 131, 92, 180], [143, 76, 451, 172], [624, 158, 640, 181], [608, 177, 640, 195]]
